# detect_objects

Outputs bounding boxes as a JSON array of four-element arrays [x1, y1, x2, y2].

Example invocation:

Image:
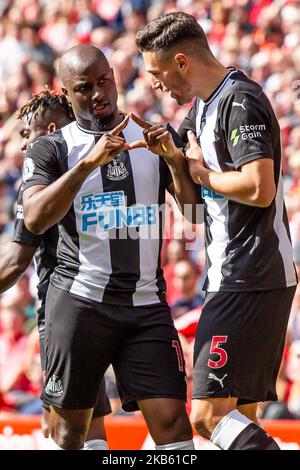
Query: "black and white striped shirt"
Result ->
[[23, 117, 177, 306], [179, 69, 297, 292]]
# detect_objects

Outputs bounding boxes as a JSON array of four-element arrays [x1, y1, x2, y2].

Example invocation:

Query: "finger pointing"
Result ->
[[110, 114, 130, 136], [187, 130, 198, 145], [130, 113, 153, 130]]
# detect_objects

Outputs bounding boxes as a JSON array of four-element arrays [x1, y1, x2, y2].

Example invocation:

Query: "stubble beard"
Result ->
[[90, 110, 117, 132]]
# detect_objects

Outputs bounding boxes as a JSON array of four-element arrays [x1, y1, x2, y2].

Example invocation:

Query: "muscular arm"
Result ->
[[190, 90, 277, 207], [197, 158, 275, 207], [23, 159, 94, 234], [187, 137, 275, 207], [0, 242, 36, 293], [167, 155, 202, 222]]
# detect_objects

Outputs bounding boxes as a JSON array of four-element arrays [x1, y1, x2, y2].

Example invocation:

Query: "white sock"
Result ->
[[83, 439, 108, 450], [155, 439, 195, 450], [211, 409, 252, 450]]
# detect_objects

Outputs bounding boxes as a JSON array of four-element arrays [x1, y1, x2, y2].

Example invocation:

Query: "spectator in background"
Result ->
[[20, 23, 56, 73], [0, 178, 11, 235], [90, 27, 117, 56], [39, 2, 73, 54], [110, 49, 138, 94], [74, 0, 107, 41], [171, 260, 204, 319], [0, 302, 42, 414], [1, 274, 35, 320], [125, 85, 156, 121], [261, 337, 300, 421], [163, 239, 187, 305], [285, 340, 300, 419], [1, 137, 23, 193], [1, 0, 300, 426], [288, 285, 300, 344], [0, 19, 23, 84]]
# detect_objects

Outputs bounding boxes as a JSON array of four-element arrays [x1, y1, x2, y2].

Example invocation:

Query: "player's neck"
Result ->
[[195, 61, 229, 102], [76, 112, 124, 133]]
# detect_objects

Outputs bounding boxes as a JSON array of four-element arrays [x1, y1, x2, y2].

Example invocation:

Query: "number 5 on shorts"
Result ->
[[207, 335, 228, 369]]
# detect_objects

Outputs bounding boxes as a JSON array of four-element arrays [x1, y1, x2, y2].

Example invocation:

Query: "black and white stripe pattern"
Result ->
[[24, 118, 171, 306], [183, 69, 297, 292]]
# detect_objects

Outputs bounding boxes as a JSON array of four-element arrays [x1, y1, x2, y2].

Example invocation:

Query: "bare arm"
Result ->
[[23, 116, 130, 234], [186, 131, 276, 208], [0, 242, 36, 294], [166, 156, 202, 223], [23, 162, 94, 235]]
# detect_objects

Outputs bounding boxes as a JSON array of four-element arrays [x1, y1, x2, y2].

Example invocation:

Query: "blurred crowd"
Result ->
[[1, 0, 300, 420]]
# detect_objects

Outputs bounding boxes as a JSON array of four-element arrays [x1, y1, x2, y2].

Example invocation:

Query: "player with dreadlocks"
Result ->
[[0, 88, 111, 450], [18, 87, 74, 133]]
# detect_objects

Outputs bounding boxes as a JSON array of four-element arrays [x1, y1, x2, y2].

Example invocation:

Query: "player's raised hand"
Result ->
[[109, 113, 130, 136], [126, 113, 151, 149], [185, 130, 205, 184], [129, 113, 183, 163], [83, 115, 130, 171]]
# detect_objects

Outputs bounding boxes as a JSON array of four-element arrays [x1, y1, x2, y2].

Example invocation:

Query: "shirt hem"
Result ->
[[11, 235, 40, 246], [52, 281, 165, 306], [206, 280, 297, 292], [234, 153, 273, 169]]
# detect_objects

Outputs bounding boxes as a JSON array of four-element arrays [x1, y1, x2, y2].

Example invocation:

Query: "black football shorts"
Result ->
[[42, 284, 186, 411], [38, 298, 111, 416], [193, 286, 296, 404]]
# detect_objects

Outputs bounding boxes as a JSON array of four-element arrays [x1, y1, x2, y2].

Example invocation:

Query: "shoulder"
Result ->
[[26, 134, 56, 154], [46, 121, 76, 147], [25, 122, 77, 161], [216, 72, 276, 133], [219, 71, 270, 110]]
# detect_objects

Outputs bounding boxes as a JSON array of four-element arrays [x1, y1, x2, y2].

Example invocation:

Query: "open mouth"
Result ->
[[92, 102, 109, 113]]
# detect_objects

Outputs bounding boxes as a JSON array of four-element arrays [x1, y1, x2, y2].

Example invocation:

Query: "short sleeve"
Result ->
[[219, 92, 274, 169], [22, 137, 59, 190], [12, 185, 42, 246]]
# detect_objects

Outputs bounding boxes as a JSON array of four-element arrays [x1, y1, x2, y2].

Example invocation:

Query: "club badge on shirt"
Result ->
[[107, 158, 129, 181], [23, 157, 35, 182]]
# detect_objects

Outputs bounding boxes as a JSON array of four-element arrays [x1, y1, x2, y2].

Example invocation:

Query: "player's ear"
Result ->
[[48, 122, 56, 134], [110, 68, 116, 83], [174, 53, 189, 73], [61, 87, 72, 108]]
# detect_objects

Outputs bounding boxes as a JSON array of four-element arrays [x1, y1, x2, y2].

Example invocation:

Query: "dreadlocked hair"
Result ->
[[17, 86, 74, 124]]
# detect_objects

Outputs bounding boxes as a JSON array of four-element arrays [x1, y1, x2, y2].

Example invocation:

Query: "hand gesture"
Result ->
[[185, 130, 205, 184], [84, 115, 130, 171], [128, 113, 183, 163]]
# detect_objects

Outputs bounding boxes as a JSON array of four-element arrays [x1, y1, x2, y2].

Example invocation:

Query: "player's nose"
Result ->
[[92, 84, 106, 101], [151, 76, 163, 92], [21, 139, 28, 152]]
